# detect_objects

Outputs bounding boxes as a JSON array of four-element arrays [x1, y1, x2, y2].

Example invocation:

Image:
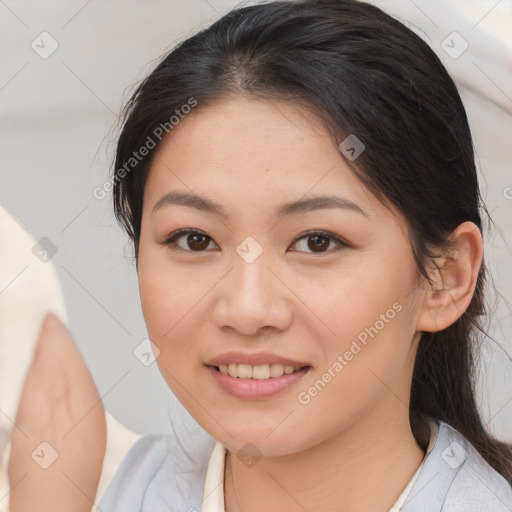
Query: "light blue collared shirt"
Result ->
[[98, 418, 512, 511]]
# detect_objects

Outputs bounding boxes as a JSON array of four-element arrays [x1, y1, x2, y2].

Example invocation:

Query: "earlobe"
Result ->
[[416, 221, 483, 333]]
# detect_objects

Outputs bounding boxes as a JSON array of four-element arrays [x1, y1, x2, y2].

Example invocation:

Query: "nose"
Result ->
[[212, 253, 293, 337]]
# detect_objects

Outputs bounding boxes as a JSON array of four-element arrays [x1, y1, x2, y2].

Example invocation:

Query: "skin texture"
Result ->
[[138, 96, 482, 512], [8, 313, 106, 512]]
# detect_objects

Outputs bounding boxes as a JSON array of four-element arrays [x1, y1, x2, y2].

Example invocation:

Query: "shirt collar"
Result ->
[[201, 417, 440, 512]]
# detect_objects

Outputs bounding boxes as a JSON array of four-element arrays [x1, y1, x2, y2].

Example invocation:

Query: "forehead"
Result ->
[[143, 96, 395, 227]]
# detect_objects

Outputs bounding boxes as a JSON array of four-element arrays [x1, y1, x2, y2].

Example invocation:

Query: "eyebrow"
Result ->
[[151, 191, 367, 219]]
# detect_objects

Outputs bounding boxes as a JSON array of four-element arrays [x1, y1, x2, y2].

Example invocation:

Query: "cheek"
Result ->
[[139, 266, 196, 344], [137, 247, 218, 375], [294, 299, 414, 436], [298, 253, 411, 341], [138, 245, 187, 350], [138, 266, 205, 413], [301, 256, 416, 387]]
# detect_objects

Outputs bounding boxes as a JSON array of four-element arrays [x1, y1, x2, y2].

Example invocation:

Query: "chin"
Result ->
[[210, 426, 307, 457]]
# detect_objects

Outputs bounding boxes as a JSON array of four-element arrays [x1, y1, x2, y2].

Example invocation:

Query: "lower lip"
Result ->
[[206, 365, 312, 399]]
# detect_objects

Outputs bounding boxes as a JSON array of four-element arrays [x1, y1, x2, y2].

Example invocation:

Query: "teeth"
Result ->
[[218, 363, 300, 379]]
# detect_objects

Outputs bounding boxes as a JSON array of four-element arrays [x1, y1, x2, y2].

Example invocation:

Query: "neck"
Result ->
[[224, 403, 426, 512]]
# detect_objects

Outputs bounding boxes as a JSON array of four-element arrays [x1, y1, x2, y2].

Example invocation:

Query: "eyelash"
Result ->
[[160, 229, 349, 255]]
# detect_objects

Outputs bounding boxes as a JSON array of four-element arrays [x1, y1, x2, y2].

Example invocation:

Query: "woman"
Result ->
[[11, 0, 512, 510], [97, 0, 512, 510]]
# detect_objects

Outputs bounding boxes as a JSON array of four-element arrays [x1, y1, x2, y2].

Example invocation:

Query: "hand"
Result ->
[[7, 313, 107, 512]]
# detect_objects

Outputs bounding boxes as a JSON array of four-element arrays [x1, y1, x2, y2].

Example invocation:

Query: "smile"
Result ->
[[206, 364, 312, 399], [216, 363, 306, 379]]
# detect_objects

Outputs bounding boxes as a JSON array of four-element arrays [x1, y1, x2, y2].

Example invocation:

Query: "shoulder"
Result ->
[[404, 419, 512, 512], [97, 433, 172, 511], [98, 431, 216, 512], [440, 421, 512, 511]]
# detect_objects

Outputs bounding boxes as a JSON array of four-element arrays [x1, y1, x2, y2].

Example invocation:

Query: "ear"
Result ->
[[417, 221, 483, 333]]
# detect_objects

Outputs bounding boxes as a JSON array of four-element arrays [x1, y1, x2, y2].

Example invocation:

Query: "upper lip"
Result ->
[[205, 351, 311, 369]]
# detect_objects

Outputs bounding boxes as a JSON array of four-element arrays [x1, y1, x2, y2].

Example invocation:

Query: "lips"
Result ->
[[206, 365, 312, 399]]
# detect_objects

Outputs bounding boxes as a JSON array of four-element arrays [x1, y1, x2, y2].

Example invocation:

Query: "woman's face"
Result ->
[[138, 96, 426, 456]]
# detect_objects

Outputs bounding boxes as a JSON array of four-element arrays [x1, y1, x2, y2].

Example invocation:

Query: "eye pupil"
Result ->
[[188, 234, 209, 251], [308, 235, 329, 252]]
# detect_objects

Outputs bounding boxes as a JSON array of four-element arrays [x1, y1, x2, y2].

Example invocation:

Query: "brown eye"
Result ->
[[161, 229, 347, 255], [308, 234, 330, 252], [291, 231, 347, 254], [186, 233, 210, 251], [162, 229, 216, 252]]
